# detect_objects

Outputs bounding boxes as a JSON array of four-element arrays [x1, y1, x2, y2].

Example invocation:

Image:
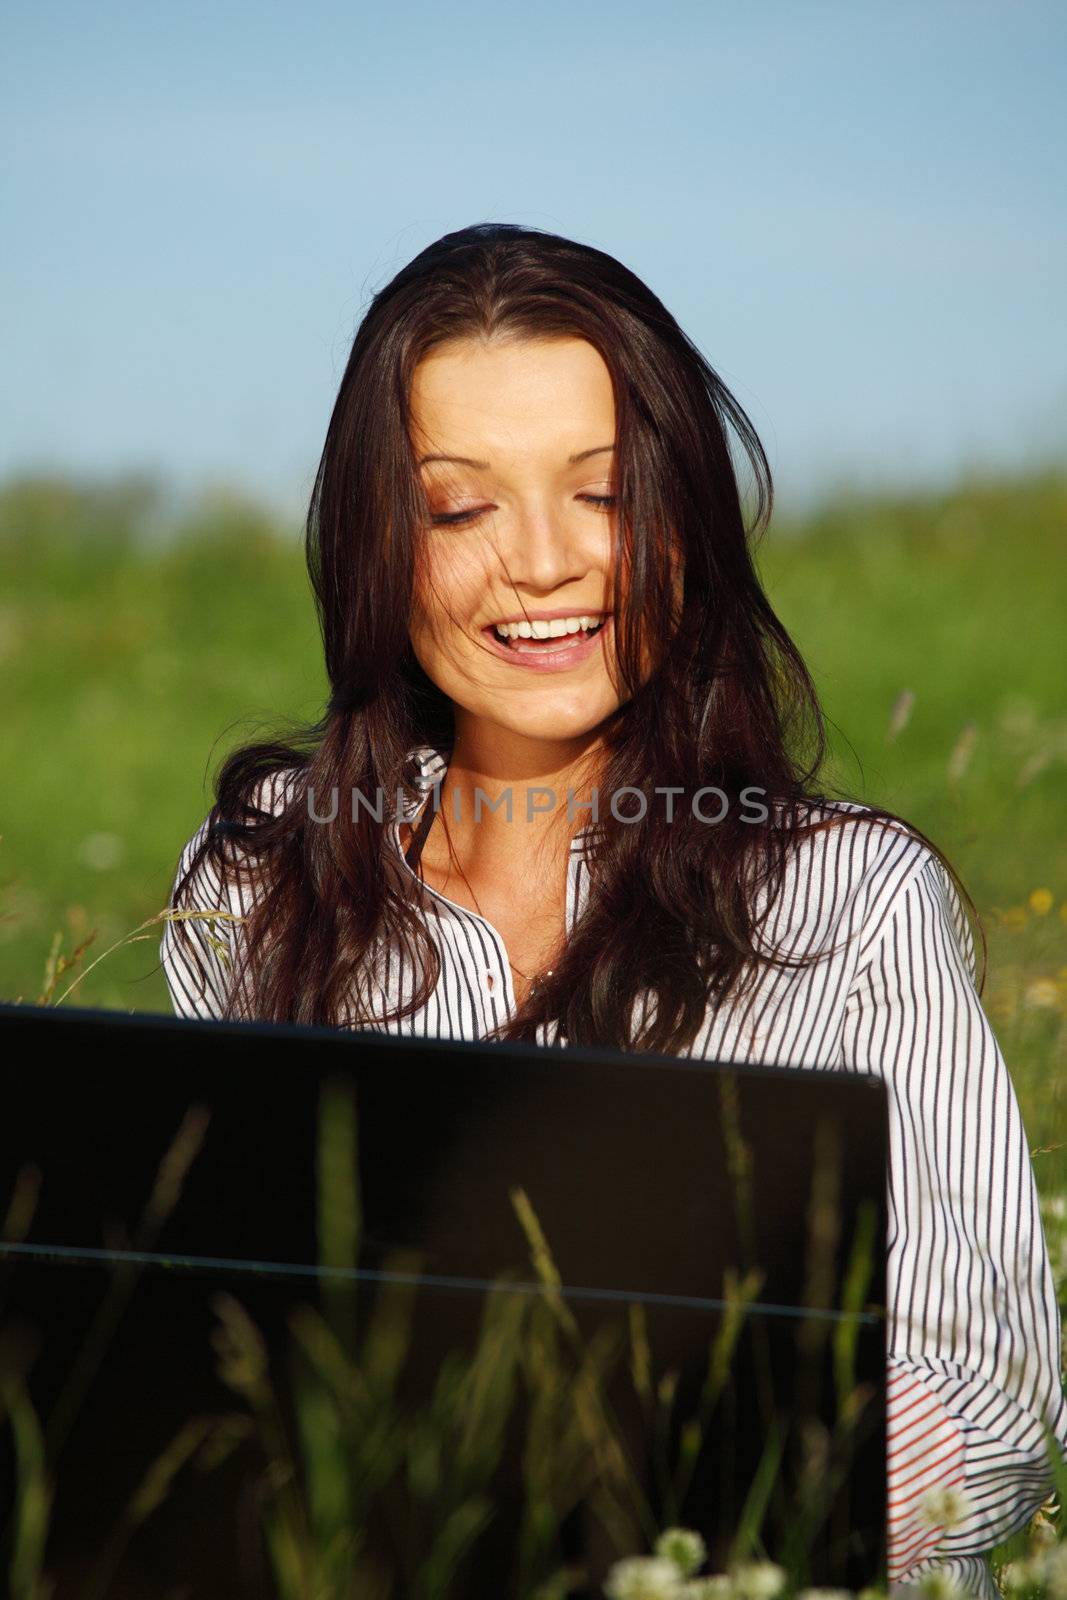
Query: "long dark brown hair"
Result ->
[[167, 222, 985, 1051]]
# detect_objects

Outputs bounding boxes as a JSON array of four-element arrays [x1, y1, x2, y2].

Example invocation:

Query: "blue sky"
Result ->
[[3, 0, 1065, 520]]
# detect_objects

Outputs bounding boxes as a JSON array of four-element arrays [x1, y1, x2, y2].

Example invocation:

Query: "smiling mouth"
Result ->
[[485, 617, 607, 653]]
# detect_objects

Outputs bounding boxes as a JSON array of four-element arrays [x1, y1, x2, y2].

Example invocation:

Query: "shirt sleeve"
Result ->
[[841, 851, 1067, 1584], [159, 815, 235, 1020]]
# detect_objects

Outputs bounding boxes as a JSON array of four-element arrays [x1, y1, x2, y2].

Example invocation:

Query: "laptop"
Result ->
[[0, 1001, 889, 1597]]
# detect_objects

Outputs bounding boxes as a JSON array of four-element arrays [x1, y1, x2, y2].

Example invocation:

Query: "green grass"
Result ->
[[1, 467, 1065, 1194], [0, 478, 326, 1015]]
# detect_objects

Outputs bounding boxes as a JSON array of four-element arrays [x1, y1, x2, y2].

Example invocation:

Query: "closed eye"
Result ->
[[430, 494, 616, 529], [430, 507, 488, 527]]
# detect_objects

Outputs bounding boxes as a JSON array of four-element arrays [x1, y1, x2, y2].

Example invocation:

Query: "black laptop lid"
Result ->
[[0, 1002, 889, 1597]]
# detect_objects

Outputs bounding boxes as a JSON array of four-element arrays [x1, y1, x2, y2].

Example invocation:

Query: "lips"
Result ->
[[479, 617, 612, 673]]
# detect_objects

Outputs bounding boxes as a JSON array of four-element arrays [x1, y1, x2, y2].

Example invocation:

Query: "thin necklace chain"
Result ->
[[464, 878, 553, 991], [408, 800, 555, 993]]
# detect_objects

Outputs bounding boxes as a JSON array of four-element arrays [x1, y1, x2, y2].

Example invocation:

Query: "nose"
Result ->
[[494, 497, 601, 595]]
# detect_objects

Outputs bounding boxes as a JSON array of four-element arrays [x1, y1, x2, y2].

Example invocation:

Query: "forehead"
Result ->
[[409, 335, 615, 462]]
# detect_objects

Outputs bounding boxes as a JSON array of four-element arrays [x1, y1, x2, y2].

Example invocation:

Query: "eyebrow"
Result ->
[[417, 444, 614, 469]]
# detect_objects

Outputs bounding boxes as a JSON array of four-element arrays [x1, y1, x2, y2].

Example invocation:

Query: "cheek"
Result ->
[[411, 544, 485, 644]]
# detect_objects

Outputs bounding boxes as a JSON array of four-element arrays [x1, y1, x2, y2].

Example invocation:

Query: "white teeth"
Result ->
[[492, 614, 602, 641]]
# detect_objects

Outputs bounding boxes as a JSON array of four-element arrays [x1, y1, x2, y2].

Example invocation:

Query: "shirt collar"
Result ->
[[400, 744, 598, 857]]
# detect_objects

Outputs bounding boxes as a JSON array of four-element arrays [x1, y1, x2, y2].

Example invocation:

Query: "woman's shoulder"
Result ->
[[755, 794, 957, 963], [245, 764, 303, 819], [172, 764, 302, 898], [770, 794, 935, 883], [216, 763, 304, 838]]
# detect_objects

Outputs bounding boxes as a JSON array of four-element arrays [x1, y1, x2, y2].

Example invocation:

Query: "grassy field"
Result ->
[[1, 467, 1065, 1212]]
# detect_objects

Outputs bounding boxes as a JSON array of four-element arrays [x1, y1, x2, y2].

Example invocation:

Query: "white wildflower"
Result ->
[[1043, 1542, 1067, 1600], [655, 1528, 708, 1579], [1024, 978, 1059, 1010], [918, 1485, 973, 1531], [731, 1561, 787, 1600], [1000, 1554, 1048, 1593], [77, 830, 125, 871], [604, 1555, 686, 1599], [1030, 1496, 1060, 1550], [679, 1581, 734, 1600], [916, 1570, 963, 1600]]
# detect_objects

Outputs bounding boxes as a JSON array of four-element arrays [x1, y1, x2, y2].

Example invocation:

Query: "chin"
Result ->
[[489, 703, 619, 745]]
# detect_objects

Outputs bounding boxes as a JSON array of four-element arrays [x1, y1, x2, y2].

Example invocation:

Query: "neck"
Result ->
[[432, 718, 606, 872]]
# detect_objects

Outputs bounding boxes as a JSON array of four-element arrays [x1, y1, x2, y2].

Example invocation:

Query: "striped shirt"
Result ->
[[161, 744, 1067, 1598]]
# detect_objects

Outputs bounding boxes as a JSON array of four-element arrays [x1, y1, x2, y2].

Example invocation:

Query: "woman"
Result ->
[[161, 223, 1065, 1597]]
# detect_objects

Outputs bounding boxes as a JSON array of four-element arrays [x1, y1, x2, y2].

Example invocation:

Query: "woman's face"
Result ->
[[408, 334, 656, 750]]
